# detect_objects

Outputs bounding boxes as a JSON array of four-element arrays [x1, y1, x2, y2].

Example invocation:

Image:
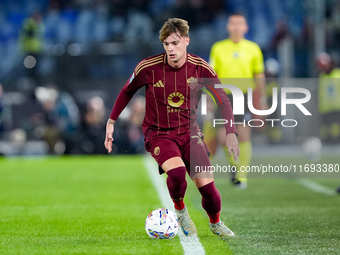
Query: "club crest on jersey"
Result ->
[[129, 72, 135, 84], [187, 77, 198, 89], [154, 146, 160, 156]]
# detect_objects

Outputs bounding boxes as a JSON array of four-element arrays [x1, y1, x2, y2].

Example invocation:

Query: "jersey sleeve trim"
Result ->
[[134, 55, 164, 75], [188, 55, 217, 76]]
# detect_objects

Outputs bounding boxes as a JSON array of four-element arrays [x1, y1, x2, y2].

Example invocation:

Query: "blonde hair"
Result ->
[[159, 18, 189, 42]]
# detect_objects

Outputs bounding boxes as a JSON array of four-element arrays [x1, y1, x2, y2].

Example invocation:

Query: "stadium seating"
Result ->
[[0, 0, 314, 81]]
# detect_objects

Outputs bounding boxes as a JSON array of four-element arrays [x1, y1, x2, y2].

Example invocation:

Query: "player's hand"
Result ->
[[226, 133, 239, 161], [104, 118, 115, 153]]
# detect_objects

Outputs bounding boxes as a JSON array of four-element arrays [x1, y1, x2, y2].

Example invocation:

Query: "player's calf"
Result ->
[[166, 166, 187, 210], [198, 181, 222, 223]]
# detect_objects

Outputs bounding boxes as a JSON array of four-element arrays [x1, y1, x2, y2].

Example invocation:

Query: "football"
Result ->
[[145, 208, 179, 239], [302, 137, 322, 162]]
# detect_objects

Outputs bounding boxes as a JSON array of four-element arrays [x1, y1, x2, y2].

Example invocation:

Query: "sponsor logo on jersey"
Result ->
[[167, 106, 186, 113], [167, 92, 185, 108]]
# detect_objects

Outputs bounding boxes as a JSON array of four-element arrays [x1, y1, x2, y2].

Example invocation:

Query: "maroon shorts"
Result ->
[[145, 130, 211, 175]]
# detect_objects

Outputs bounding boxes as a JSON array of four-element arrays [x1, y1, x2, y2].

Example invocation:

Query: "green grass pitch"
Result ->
[[0, 155, 339, 254]]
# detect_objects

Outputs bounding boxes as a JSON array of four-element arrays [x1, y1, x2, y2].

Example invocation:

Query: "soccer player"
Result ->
[[317, 52, 340, 144], [104, 18, 239, 237], [204, 12, 266, 188], [316, 53, 340, 194]]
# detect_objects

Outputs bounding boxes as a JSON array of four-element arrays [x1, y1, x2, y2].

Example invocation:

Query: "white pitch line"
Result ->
[[144, 155, 205, 255], [296, 179, 336, 196]]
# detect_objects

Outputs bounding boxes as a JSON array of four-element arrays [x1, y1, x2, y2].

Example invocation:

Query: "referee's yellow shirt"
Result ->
[[209, 38, 265, 93], [318, 68, 340, 114]]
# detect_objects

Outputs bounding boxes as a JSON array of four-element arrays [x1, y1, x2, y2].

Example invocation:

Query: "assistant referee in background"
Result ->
[[203, 12, 266, 188]]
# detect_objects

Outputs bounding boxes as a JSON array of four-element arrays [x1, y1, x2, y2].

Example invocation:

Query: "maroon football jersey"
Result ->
[[110, 53, 237, 138]]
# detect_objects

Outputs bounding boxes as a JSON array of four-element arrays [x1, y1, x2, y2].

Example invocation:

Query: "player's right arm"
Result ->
[[104, 118, 115, 153], [104, 68, 146, 153]]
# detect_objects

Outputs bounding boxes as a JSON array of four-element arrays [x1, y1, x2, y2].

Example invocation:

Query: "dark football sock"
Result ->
[[166, 166, 187, 210], [198, 182, 221, 222]]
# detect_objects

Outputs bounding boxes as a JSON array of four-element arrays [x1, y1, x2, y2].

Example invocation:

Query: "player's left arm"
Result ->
[[216, 87, 239, 161], [203, 66, 239, 161]]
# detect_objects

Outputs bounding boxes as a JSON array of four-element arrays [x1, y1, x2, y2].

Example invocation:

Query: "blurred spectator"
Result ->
[[125, 1, 154, 49], [109, 0, 130, 17], [156, 0, 215, 29], [0, 84, 4, 133], [331, 1, 340, 49], [44, 1, 61, 44], [206, 0, 226, 16], [80, 96, 107, 154], [10, 128, 27, 155], [264, 58, 282, 144], [109, 0, 130, 39], [34, 84, 80, 154], [50, 0, 71, 10], [114, 96, 145, 154], [74, 0, 94, 9], [19, 11, 45, 81], [332, 0, 340, 26], [317, 52, 340, 143], [154, 0, 190, 30], [171, 0, 190, 20], [0, 84, 12, 135], [272, 20, 291, 48], [131, 0, 152, 12], [127, 95, 145, 153], [186, 0, 212, 28]]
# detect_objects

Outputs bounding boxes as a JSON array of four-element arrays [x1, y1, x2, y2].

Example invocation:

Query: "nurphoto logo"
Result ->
[[200, 84, 312, 128]]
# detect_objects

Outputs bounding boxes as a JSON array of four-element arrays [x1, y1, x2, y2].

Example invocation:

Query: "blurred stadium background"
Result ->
[[0, 0, 339, 155], [1, 1, 340, 254]]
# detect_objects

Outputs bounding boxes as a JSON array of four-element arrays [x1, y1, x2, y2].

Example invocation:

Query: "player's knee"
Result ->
[[166, 166, 187, 184], [166, 166, 187, 199], [198, 181, 219, 200]]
